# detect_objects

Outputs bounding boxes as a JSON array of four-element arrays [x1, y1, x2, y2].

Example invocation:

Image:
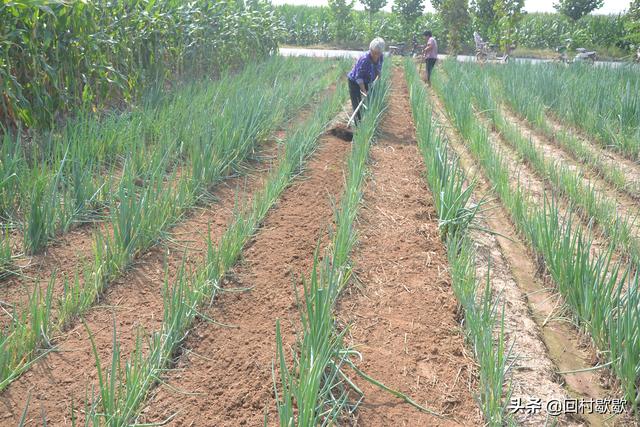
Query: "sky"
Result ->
[[270, 0, 630, 15]]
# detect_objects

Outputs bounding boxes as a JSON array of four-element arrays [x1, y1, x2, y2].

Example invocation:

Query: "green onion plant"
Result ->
[[74, 77, 349, 425], [433, 59, 640, 413]]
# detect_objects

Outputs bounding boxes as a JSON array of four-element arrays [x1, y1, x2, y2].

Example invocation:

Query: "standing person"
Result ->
[[423, 30, 438, 86], [347, 37, 385, 125]]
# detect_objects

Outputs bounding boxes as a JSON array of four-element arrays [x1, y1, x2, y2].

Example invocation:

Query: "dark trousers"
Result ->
[[348, 79, 368, 124], [426, 58, 437, 83]]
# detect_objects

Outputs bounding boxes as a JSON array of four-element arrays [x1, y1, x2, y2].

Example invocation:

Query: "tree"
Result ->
[[393, 0, 425, 39], [439, 0, 471, 53], [554, 0, 604, 21], [360, 0, 387, 36], [626, 0, 640, 47], [494, 0, 525, 50], [471, 0, 498, 40], [328, 0, 355, 42]]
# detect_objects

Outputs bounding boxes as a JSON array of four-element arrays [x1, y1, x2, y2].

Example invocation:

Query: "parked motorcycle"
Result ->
[[474, 32, 510, 64], [574, 48, 597, 63], [389, 38, 422, 57]]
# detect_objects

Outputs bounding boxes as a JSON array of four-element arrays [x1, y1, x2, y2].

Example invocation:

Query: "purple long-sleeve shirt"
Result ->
[[347, 52, 383, 86]]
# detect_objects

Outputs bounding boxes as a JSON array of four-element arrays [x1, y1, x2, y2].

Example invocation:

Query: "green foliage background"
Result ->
[[1, 0, 282, 129], [277, 4, 634, 56]]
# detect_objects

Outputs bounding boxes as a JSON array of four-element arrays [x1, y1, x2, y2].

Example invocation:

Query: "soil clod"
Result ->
[[329, 125, 354, 141]]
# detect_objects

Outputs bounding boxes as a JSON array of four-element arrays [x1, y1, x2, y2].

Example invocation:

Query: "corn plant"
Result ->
[[78, 75, 349, 426], [0, 0, 281, 130]]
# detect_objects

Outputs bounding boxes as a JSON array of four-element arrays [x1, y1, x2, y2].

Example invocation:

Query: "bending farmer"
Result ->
[[347, 37, 385, 125]]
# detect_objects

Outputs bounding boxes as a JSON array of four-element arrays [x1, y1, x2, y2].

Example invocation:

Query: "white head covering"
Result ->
[[369, 37, 385, 53]]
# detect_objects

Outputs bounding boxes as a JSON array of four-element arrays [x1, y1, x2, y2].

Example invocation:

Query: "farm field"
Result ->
[[2, 3, 640, 424]]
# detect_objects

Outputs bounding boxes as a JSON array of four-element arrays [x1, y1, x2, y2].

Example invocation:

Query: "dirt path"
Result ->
[[429, 84, 616, 426], [137, 131, 349, 426], [335, 68, 480, 426]]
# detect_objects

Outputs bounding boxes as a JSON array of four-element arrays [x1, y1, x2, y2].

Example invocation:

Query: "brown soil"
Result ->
[[138, 132, 350, 426], [429, 83, 619, 426], [329, 124, 354, 141], [337, 68, 481, 426]]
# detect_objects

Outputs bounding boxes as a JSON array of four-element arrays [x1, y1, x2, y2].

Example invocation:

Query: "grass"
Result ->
[[0, 57, 349, 393], [404, 59, 511, 425], [275, 59, 390, 425], [433, 59, 640, 413], [76, 72, 349, 425]]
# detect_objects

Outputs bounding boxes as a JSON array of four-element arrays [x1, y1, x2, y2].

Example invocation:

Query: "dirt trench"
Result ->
[[137, 129, 350, 426], [335, 68, 481, 426]]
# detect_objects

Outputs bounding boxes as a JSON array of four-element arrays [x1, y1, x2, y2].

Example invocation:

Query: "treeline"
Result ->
[[277, 2, 638, 57], [0, 0, 281, 129]]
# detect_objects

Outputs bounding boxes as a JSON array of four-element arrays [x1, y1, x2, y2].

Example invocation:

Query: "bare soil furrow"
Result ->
[[337, 68, 480, 426], [137, 131, 350, 426]]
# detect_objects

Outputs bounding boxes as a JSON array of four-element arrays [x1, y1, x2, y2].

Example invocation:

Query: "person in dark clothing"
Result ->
[[347, 37, 385, 125]]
